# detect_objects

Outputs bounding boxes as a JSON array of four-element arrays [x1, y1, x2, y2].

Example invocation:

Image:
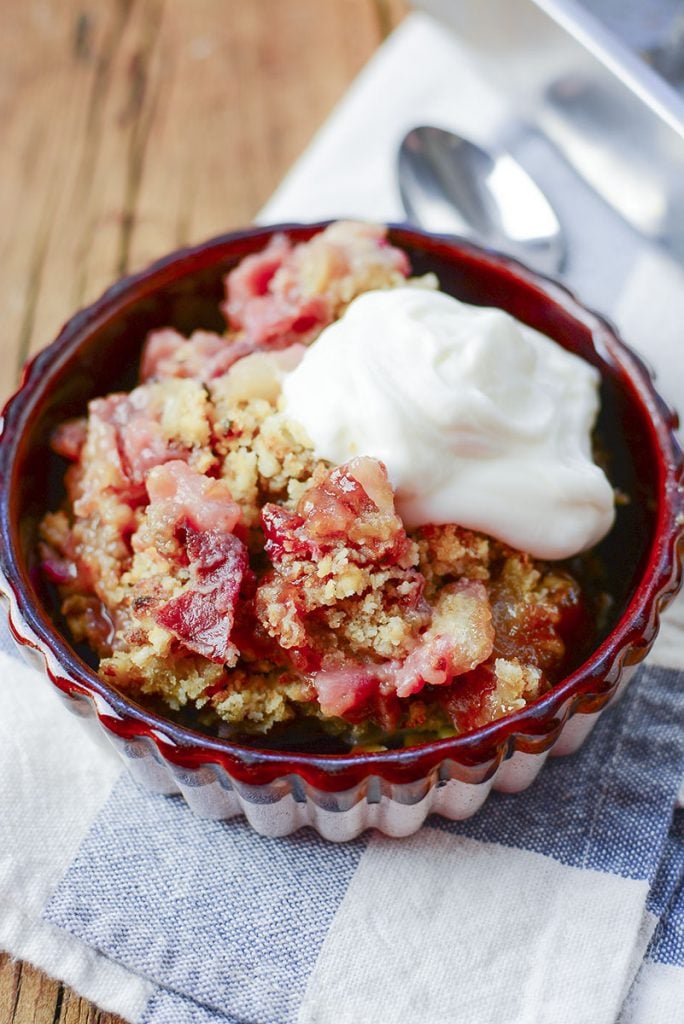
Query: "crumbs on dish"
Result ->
[[38, 222, 615, 751]]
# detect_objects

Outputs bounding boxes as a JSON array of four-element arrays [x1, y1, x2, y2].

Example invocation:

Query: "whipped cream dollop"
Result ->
[[281, 287, 615, 559]]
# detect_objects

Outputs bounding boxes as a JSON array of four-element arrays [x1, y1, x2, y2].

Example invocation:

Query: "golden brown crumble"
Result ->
[[39, 222, 595, 750]]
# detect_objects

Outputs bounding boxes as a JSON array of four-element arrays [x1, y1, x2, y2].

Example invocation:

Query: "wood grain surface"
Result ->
[[0, 1, 406, 1022]]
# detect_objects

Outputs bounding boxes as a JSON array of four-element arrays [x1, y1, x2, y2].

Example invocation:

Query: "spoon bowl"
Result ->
[[398, 125, 565, 275]]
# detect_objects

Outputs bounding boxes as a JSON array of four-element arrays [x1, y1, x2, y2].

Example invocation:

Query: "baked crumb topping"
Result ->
[[39, 222, 598, 750]]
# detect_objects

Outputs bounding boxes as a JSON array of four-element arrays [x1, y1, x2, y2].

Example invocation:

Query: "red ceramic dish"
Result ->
[[0, 223, 682, 840]]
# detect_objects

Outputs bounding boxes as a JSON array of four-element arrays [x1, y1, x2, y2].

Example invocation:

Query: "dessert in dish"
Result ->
[[2, 219, 678, 839], [38, 221, 616, 751]]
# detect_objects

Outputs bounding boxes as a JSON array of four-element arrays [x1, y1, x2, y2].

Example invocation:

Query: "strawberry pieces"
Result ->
[[154, 528, 248, 664], [140, 329, 252, 383], [222, 233, 332, 350], [262, 456, 409, 564], [313, 581, 494, 716], [145, 460, 241, 537], [143, 462, 247, 664]]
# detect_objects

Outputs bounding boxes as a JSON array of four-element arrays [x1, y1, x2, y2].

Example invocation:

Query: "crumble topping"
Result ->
[[39, 221, 600, 750]]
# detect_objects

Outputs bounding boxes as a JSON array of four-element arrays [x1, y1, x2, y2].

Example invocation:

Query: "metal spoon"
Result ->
[[398, 125, 565, 275]]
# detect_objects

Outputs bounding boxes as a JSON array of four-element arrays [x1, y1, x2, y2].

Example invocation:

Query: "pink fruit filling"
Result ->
[[38, 221, 597, 751]]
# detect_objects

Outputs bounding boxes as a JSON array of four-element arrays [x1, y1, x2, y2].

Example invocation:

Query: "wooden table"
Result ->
[[0, 2, 405, 1021]]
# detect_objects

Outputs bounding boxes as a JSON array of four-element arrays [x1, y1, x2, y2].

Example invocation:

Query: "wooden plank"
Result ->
[[0, 955, 22, 1023], [0, 1, 406, 1021], [0, 0, 407, 399], [0, 957, 62, 1024], [0, 954, 125, 1024]]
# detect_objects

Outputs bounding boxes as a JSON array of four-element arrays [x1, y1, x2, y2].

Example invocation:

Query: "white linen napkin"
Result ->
[[1, 12, 682, 1024]]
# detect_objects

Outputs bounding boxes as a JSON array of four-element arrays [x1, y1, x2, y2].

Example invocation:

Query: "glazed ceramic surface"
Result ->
[[1, 224, 682, 840]]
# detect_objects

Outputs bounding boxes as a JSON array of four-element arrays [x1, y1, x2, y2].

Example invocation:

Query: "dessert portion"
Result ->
[[39, 222, 615, 750]]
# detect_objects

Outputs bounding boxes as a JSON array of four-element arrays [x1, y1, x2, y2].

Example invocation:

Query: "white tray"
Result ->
[[418, 0, 684, 254]]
